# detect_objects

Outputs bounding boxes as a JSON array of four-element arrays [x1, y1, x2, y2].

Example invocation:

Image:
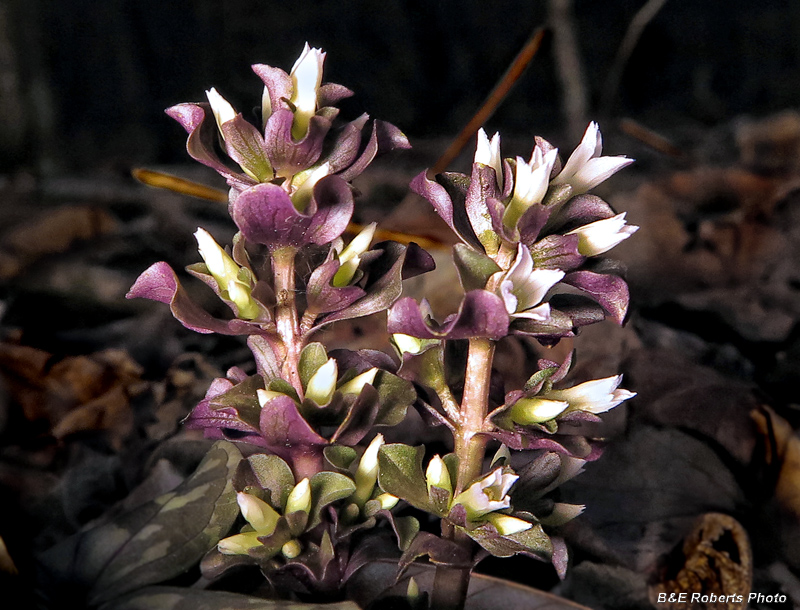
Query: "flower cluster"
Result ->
[[127, 42, 639, 606], [389, 123, 637, 345]]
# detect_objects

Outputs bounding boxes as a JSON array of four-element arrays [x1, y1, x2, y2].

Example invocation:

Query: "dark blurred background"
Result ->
[[2, 0, 799, 173]]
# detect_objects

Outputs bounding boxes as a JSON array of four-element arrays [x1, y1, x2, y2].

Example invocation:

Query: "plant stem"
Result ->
[[432, 336, 496, 610], [455, 337, 496, 494], [272, 246, 303, 393]]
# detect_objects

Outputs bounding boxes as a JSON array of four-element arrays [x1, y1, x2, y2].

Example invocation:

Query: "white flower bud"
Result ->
[[566, 213, 639, 256], [290, 43, 325, 140], [337, 367, 378, 396], [281, 540, 303, 559], [217, 531, 261, 555], [486, 513, 533, 535], [474, 129, 504, 192], [236, 492, 281, 535], [205, 87, 237, 137], [452, 468, 517, 520], [285, 478, 312, 515], [352, 434, 385, 507], [425, 455, 453, 496], [509, 397, 570, 425], [552, 122, 633, 194], [544, 375, 636, 414], [305, 358, 338, 406]]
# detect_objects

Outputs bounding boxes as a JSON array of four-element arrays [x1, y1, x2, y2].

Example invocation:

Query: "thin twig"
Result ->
[[549, 0, 589, 142], [600, 0, 670, 118], [428, 27, 548, 177]]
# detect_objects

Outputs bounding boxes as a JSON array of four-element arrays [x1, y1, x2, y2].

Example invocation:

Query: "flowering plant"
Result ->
[[77, 44, 637, 609]]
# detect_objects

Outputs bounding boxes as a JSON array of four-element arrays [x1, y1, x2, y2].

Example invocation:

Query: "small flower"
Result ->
[[290, 43, 325, 140], [304, 358, 338, 406], [205, 87, 236, 135], [544, 375, 636, 414], [332, 222, 377, 286], [281, 540, 303, 559], [352, 434, 385, 507], [289, 162, 332, 212], [236, 492, 281, 534], [194, 228, 260, 319], [391, 333, 439, 356], [494, 244, 564, 321], [509, 397, 570, 425], [551, 122, 633, 194], [474, 128, 503, 192], [503, 146, 558, 229], [337, 367, 379, 396], [375, 493, 399, 510], [452, 468, 517, 520], [565, 212, 638, 256], [486, 513, 533, 535], [218, 491, 281, 556], [425, 455, 453, 496], [285, 478, 312, 515]]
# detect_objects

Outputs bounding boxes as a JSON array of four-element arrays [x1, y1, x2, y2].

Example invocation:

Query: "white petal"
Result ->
[[555, 121, 600, 183], [290, 43, 325, 118], [305, 358, 338, 406], [205, 88, 236, 136], [571, 156, 634, 193]]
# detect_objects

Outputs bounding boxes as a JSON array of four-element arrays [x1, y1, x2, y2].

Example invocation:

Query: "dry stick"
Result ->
[[600, 0, 671, 118], [428, 27, 548, 178], [549, 0, 589, 143]]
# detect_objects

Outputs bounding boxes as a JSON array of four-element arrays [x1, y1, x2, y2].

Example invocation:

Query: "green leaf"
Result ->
[[323, 445, 358, 473], [465, 521, 553, 560], [210, 376, 264, 429], [102, 585, 362, 610], [377, 444, 432, 512], [299, 343, 329, 390], [374, 373, 415, 427], [246, 454, 296, 510], [393, 516, 420, 551], [523, 366, 559, 392], [453, 243, 502, 292], [38, 441, 242, 606], [309, 471, 357, 528], [268, 378, 300, 402]]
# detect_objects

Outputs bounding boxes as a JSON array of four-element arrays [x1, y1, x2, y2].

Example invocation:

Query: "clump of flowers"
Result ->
[[126, 44, 636, 610]]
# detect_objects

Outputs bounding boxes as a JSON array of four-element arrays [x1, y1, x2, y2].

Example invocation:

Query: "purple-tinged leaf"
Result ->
[[453, 243, 502, 292], [259, 395, 328, 450], [306, 259, 365, 315], [247, 335, 283, 382], [398, 532, 474, 574], [549, 194, 616, 234], [551, 536, 569, 580], [220, 114, 273, 182], [563, 270, 629, 325], [388, 290, 509, 341], [230, 177, 353, 249], [331, 385, 381, 446], [375, 120, 411, 153], [317, 82, 355, 107], [315, 241, 428, 329], [487, 427, 600, 459], [410, 171, 482, 250], [251, 63, 292, 115], [465, 164, 500, 254], [549, 294, 607, 328], [264, 108, 330, 174], [165, 103, 255, 192], [326, 114, 369, 174], [529, 234, 584, 271], [517, 203, 552, 247], [127, 262, 264, 335]]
